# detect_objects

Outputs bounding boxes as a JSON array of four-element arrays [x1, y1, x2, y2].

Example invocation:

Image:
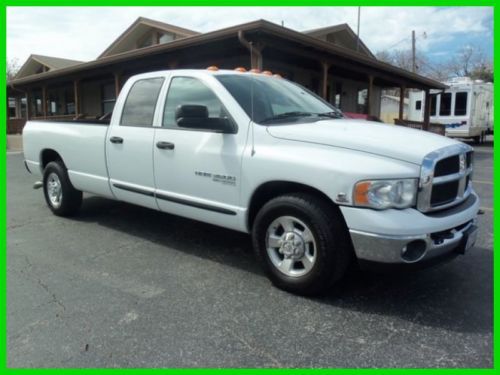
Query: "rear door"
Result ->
[[106, 75, 165, 209]]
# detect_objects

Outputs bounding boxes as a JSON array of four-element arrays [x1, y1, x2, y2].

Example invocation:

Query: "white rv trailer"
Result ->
[[408, 77, 493, 142]]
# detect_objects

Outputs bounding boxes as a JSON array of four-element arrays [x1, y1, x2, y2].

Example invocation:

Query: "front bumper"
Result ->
[[341, 192, 480, 264]]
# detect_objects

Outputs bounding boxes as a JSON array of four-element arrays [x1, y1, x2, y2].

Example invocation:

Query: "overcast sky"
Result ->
[[7, 6, 493, 65]]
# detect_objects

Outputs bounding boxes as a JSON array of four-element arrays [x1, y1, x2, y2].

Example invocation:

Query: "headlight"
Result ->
[[353, 179, 418, 209]]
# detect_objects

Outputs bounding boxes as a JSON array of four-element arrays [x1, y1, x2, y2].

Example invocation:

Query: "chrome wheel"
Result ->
[[266, 216, 317, 277], [46, 172, 63, 208]]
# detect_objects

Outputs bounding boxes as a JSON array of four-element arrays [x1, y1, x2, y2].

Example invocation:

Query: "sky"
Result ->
[[7, 6, 493, 66]]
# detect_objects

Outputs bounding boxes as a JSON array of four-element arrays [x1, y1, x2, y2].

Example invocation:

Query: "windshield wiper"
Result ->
[[317, 111, 344, 119], [260, 111, 314, 124]]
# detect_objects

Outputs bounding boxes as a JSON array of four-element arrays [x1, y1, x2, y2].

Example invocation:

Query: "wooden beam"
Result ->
[[73, 80, 80, 116], [366, 75, 374, 115], [423, 89, 431, 131], [42, 86, 47, 118], [114, 73, 121, 98], [321, 61, 330, 100], [25, 91, 31, 120], [399, 85, 406, 120]]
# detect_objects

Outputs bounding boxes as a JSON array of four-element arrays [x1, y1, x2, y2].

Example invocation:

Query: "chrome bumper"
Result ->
[[350, 219, 478, 264]]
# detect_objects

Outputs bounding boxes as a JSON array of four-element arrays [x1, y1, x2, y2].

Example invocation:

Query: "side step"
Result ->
[[33, 181, 43, 190]]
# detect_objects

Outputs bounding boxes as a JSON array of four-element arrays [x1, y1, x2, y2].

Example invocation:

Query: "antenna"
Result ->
[[249, 42, 256, 157]]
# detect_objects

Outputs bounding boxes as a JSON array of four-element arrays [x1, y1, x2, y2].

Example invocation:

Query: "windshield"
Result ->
[[215, 74, 343, 124]]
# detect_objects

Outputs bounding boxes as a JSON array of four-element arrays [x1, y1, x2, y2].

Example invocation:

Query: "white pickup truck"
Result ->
[[23, 69, 479, 295]]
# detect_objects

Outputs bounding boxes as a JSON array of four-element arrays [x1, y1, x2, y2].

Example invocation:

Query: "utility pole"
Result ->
[[411, 30, 416, 73], [356, 7, 361, 52]]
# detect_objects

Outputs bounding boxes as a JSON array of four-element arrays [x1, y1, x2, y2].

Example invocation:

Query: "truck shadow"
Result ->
[[73, 195, 492, 335]]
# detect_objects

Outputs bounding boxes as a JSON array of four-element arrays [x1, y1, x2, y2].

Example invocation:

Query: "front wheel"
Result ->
[[43, 161, 82, 216], [252, 193, 352, 296]]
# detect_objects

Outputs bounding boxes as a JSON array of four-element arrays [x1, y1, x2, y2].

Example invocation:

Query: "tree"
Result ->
[[376, 44, 493, 83], [7, 58, 20, 81]]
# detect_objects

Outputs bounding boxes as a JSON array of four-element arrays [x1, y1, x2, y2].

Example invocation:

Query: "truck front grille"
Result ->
[[417, 145, 474, 213]]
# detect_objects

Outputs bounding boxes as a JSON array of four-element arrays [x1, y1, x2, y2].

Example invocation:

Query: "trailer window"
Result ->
[[454, 92, 468, 116], [439, 93, 452, 116], [121, 78, 164, 127], [415, 100, 422, 110]]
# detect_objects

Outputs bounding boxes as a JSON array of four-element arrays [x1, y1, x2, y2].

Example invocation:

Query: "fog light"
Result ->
[[401, 240, 427, 263]]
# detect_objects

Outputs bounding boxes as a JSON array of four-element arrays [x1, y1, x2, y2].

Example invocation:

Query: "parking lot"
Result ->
[[7, 145, 493, 368]]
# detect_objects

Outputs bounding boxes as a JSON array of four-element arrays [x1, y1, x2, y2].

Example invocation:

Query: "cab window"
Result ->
[[163, 77, 227, 128], [120, 77, 164, 127]]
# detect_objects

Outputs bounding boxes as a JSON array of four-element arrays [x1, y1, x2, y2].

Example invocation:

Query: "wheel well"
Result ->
[[247, 181, 340, 231], [40, 149, 64, 170]]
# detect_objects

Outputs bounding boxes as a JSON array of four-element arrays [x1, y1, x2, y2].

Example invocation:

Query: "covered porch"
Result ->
[[7, 20, 445, 134]]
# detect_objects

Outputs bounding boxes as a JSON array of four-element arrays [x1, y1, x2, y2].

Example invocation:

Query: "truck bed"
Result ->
[[23, 120, 114, 199]]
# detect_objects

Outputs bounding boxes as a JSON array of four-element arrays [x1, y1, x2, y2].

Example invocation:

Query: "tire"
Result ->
[[43, 161, 82, 216], [252, 193, 352, 296]]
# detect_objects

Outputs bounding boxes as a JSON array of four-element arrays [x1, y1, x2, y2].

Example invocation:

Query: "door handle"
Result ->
[[110, 136, 124, 144], [156, 141, 175, 150]]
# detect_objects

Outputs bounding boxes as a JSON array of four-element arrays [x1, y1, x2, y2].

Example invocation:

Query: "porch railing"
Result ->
[[394, 119, 446, 136]]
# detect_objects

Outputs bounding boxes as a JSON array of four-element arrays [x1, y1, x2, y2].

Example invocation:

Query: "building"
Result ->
[[7, 17, 445, 133]]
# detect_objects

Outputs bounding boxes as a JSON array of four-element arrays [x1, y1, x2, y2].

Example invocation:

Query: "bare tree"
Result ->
[[376, 44, 493, 83], [7, 58, 20, 81]]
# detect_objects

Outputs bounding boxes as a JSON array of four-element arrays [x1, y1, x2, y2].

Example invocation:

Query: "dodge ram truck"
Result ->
[[23, 68, 480, 295]]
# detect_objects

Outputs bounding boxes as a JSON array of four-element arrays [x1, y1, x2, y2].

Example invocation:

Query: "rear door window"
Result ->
[[120, 77, 165, 127]]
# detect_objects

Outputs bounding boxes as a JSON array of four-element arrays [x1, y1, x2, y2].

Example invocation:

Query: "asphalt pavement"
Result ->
[[7, 145, 493, 368]]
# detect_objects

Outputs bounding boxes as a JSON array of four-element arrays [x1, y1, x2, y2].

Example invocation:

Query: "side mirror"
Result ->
[[175, 105, 235, 133]]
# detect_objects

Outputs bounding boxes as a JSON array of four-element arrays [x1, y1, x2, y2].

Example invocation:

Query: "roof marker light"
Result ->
[[249, 68, 261, 73], [234, 67, 247, 72], [206, 66, 219, 71], [262, 70, 273, 76], [273, 74, 282, 78]]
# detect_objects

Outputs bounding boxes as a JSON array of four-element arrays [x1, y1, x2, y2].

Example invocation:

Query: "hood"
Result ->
[[266, 119, 459, 165]]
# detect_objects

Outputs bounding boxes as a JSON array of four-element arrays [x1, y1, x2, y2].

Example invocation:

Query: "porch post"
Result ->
[[423, 89, 431, 131], [399, 85, 406, 120], [25, 91, 31, 120], [73, 79, 80, 116], [366, 75, 374, 115], [114, 72, 121, 98], [321, 61, 330, 100], [42, 86, 47, 118]]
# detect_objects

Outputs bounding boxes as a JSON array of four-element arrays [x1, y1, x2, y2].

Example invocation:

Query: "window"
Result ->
[[439, 93, 452, 116], [163, 77, 226, 128], [159, 32, 174, 44], [101, 82, 116, 115], [121, 78, 164, 126], [415, 100, 422, 110], [454, 92, 468, 116]]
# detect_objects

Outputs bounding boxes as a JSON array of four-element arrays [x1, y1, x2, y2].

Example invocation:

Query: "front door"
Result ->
[[107, 76, 165, 210], [153, 75, 244, 229]]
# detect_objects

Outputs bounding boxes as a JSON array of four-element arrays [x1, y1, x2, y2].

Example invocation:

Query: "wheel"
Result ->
[[43, 161, 82, 216], [252, 193, 352, 296]]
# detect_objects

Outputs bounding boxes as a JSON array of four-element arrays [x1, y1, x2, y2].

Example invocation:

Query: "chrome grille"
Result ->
[[417, 144, 473, 213]]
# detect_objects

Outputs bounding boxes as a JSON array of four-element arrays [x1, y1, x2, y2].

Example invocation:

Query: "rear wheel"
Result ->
[[252, 193, 352, 295], [43, 161, 82, 216]]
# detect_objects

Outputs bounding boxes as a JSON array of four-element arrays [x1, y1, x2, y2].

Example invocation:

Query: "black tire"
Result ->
[[43, 161, 82, 216], [252, 193, 352, 296]]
